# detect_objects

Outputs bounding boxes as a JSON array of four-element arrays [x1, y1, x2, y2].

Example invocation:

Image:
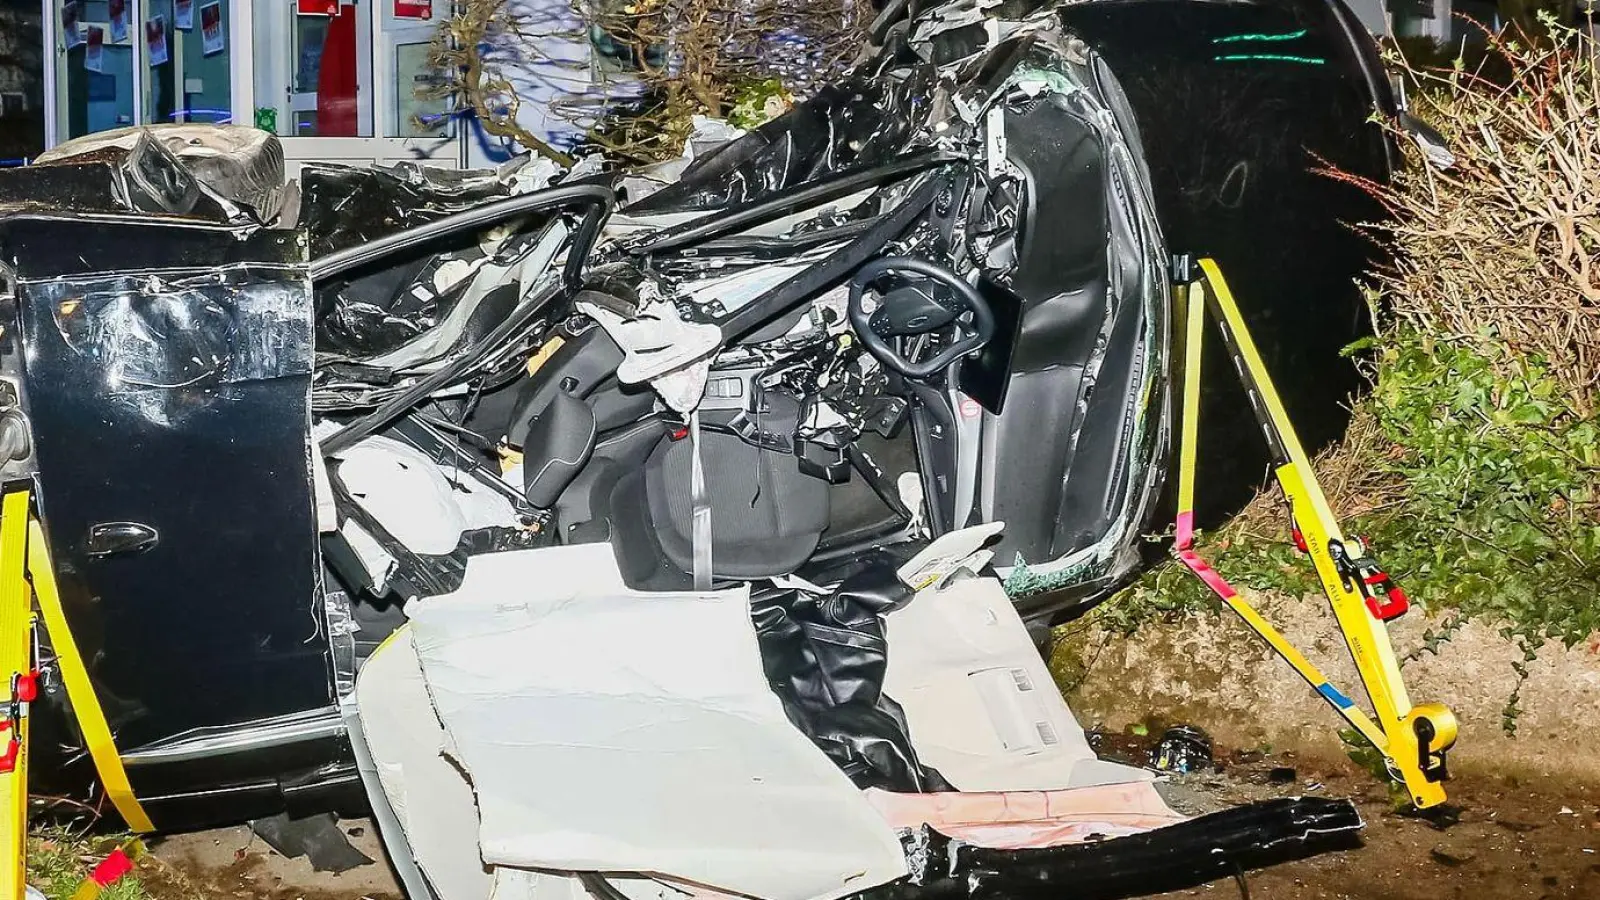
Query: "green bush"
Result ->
[[1104, 324, 1599, 648], [1354, 328, 1599, 645]]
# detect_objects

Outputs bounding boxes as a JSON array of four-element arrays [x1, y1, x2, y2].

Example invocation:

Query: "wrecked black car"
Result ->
[[4, 0, 1394, 895]]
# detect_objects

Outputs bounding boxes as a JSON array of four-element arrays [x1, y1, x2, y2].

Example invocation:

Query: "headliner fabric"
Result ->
[[881, 575, 1156, 792], [405, 545, 908, 900], [357, 629, 751, 900]]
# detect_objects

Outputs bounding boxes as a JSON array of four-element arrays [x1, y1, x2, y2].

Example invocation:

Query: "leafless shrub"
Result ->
[[424, 0, 577, 165], [426, 0, 871, 164], [1330, 19, 1600, 414]]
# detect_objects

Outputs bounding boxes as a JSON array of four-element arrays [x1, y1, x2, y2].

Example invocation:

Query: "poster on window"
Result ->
[[145, 16, 169, 66], [199, 2, 224, 55], [108, 0, 128, 42], [85, 25, 104, 72], [175, 0, 194, 29], [394, 0, 432, 20], [297, 0, 339, 15], [61, 1, 83, 49]]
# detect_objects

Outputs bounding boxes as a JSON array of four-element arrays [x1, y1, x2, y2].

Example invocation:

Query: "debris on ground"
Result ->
[[1150, 726, 1214, 775]]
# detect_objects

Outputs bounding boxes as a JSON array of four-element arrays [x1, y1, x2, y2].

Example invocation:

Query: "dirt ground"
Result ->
[[125, 736, 1600, 900], [136, 822, 403, 900], [1138, 744, 1600, 900]]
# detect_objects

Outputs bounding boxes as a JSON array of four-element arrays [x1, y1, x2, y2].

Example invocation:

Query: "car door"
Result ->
[[3, 212, 336, 822]]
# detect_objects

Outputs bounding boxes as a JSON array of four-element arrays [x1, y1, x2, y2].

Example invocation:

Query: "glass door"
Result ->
[[257, 0, 373, 138], [157, 0, 235, 123]]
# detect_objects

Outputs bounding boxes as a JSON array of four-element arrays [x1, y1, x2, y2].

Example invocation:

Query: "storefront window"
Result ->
[[391, 39, 449, 138], [54, 0, 231, 140]]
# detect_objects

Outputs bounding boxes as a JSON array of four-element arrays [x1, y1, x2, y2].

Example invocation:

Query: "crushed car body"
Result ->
[[0, 0, 1397, 895]]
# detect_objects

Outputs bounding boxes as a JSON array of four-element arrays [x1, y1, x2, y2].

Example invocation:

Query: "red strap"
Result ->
[[89, 849, 136, 887], [1362, 576, 1409, 621]]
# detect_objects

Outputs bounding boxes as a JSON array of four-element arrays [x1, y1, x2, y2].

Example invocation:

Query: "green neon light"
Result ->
[[1211, 29, 1310, 43], [1212, 53, 1327, 65]]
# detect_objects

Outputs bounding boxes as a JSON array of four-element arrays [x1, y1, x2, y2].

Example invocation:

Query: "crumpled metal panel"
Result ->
[[303, 159, 557, 360], [301, 160, 543, 257], [625, 69, 941, 214], [32, 266, 311, 428]]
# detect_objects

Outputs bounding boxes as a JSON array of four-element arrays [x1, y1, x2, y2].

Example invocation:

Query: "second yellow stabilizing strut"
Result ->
[[1172, 256, 1457, 809]]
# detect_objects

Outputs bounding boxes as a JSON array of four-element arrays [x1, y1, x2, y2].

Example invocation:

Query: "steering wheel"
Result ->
[[847, 256, 996, 379]]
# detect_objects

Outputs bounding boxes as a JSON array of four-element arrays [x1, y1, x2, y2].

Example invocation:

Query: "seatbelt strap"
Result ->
[[689, 410, 713, 591]]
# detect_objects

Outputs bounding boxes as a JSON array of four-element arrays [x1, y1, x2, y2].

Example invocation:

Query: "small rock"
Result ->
[[1431, 844, 1476, 867], [1558, 807, 1575, 816]]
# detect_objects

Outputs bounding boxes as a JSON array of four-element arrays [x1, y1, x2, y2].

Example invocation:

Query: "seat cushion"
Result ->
[[646, 431, 828, 579]]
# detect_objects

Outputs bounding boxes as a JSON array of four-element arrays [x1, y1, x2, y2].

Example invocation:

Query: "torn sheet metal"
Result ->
[[623, 72, 941, 214], [300, 157, 556, 257], [856, 797, 1362, 900], [404, 545, 910, 900], [32, 124, 289, 221], [306, 158, 565, 361]]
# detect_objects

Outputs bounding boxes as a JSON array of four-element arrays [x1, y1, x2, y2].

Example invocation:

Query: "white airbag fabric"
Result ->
[[405, 545, 909, 900]]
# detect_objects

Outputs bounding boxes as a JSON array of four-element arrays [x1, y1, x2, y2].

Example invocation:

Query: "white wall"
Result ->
[[1343, 0, 1392, 35], [465, 0, 635, 167]]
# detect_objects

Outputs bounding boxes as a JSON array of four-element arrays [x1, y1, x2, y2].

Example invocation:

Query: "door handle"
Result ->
[[86, 522, 160, 558]]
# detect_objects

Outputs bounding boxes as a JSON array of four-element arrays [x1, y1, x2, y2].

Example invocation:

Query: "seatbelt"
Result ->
[[1172, 256, 1457, 810], [2, 485, 154, 900], [689, 410, 714, 591]]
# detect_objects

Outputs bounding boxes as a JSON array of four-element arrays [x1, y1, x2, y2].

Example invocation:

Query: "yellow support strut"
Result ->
[[1, 485, 154, 900], [2, 490, 31, 900], [1174, 258, 1457, 809]]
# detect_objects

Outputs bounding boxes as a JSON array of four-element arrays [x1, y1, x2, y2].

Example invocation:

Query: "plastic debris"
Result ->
[[1150, 726, 1214, 774]]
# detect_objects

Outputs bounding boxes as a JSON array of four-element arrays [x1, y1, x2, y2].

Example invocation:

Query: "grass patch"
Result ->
[[26, 827, 151, 900]]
